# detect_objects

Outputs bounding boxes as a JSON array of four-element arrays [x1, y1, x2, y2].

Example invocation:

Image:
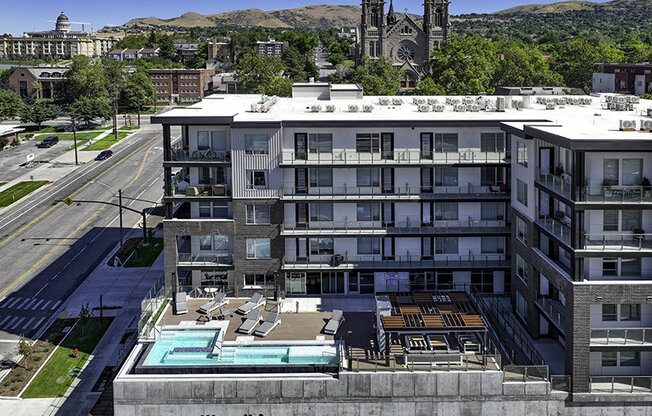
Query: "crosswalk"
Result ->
[[0, 296, 60, 311], [0, 295, 62, 334]]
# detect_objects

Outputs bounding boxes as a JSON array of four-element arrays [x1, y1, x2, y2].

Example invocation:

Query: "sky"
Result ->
[[0, 0, 614, 36]]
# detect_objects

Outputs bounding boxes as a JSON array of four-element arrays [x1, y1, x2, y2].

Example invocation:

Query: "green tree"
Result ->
[[21, 101, 60, 128], [64, 56, 109, 102], [115, 34, 148, 49], [266, 77, 292, 97], [234, 54, 285, 94], [101, 58, 128, 97], [193, 41, 208, 69], [413, 77, 446, 95], [78, 302, 92, 336], [70, 96, 112, 124], [17, 335, 33, 368], [350, 56, 401, 96], [280, 31, 318, 55], [0, 89, 25, 121], [328, 53, 346, 66], [120, 70, 155, 110], [493, 41, 564, 87]]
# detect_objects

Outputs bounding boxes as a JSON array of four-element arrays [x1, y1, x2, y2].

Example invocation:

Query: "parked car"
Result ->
[[36, 136, 59, 148], [95, 150, 113, 160]]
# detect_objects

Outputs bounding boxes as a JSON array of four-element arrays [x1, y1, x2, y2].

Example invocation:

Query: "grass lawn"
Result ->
[[0, 181, 49, 207], [119, 125, 140, 131], [0, 182, 6, 187], [54, 132, 102, 141], [81, 132, 130, 151], [22, 318, 113, 398], [343, 59, 355, 67], [124, 238, 164, 267]]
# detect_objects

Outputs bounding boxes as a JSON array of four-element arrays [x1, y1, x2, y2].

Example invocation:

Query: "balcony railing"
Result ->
[[281, 219, 509, 235], [535, 216, 571, 246], [171, 181, 232, 197], [590, 377, 652, 393], [535, 297, 566, 332], [590, 328, 652, 345], [280, 184, 509, 199], [178, 253, 233, 266], [583, 233, 652, 251], [281, 149, 509, 165], [282, 253, 509, 269], [536, 168, 572, 199], [169, 143, 231, 162], [578, 186, 652, 203]]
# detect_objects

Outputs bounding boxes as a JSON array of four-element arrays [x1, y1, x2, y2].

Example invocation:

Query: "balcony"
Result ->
[[178, 253, 233, 267], [590, 377, 652, 393], [280, 185, 510, 201], [280, 149, 509, 166], [282, 253, 510, 270], [169, 145, 231, 163], [535, 297, 566, 334], [535, 216, 571, 246], [280, 219, 509, 236], [582, 233, 652, 252], [169, 181, 232, 198], [577, 186, 652, 204], [591, 328, 652, 346], [535, 168, 571, 200]]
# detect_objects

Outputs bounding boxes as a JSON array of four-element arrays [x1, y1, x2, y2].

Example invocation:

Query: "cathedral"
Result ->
[[359, 0, 450, 88]]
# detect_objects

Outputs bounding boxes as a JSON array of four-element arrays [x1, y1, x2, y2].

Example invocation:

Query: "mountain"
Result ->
[[493, 0, 650, 14]]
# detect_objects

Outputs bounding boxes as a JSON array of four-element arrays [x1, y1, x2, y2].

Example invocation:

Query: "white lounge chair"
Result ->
[[236, 292, 265, 315], [174, 292, 188, 315], [236, 309, 263, 334], [323, 309, 344, 335], [199, 292, 228, 314], [254, 311, 281, 337]]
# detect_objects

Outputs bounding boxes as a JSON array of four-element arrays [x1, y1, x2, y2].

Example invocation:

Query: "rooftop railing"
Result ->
[[590, 328, 652, 346], [590, 376, 652, 393], [583, 233, 652, 251], [578, 186, 652, 203], [282, 253, 509, 269], [169, 146, 231, 162], [503, 365, 549, 382], [281, 149, 510, 165], [178, 253, 233, 266], [347, 351, 502, 373], [536, 168, 572, 199], [280, 184, 509, 199], [281, 219, 509, 234], [535, 216, 571, 246]]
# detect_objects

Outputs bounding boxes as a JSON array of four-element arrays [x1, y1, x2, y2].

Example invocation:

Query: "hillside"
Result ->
[[494, 0, 650, 14]]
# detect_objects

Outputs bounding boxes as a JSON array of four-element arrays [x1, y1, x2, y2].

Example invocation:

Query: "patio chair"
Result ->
[[174, 292, 188, 315], [198, 292, 228, 314], [323, 309, 345, 335], [236, 309, 263, 334], [254, 311, 281, 337], [236, 292, 265, 315]]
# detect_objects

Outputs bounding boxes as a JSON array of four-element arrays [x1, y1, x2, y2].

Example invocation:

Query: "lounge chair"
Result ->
[[236, 309, 263, 334], [236, 292, 265, 315], [174, 292, 188, 315], [199, 292, 228, 314], [323, 309, 345, 335], [254, 311, 281, 337]]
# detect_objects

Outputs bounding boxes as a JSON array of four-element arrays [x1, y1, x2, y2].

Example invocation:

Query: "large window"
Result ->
[[435, 237, 458, 254], [357, 202, 380, 221], [434, 133, 458, 153], [310, 202, 333, 221], [516, 216, 528, 244], [516, 141, 528, 167], [435, 167, 458, 186], [246, 170, 268, 190], [516, 254, 528, 282], [603, 210, 619, 231], [602, 304, 617, 321], [435, 202, 458, 220], [245, 134, 269, 154], [516, 291, 527, 320], [621, 258, 642, 277], [601, 351, 617, 367], [356, 133, 380, 153], [621, 304, 641, 321], [602, 258, 618, 276], [244, 273, 274, 288], [481, 237, 504, 254], [199, 202, 229, 219], [517, 179, 528, 207], [480, 132, 505, 153], [199, 167, 226, 185], [481, 167, 505, 186], [357, 237, 381, 255], [622, 210, 642, 231], [481, 202, 505, 220], [200, 235, 230, 251], [308, 133, 332, 153], [620, 351, 641, 367], [246, 204, 270, 224], [471, 270, 494, 293], [622, 159, 642, 186], [603, 159, 619, 184], [246, 238, 271, 258], [309, 168, 333, 187], [309, 237, 334, 255], [357, 168, 380, 187]]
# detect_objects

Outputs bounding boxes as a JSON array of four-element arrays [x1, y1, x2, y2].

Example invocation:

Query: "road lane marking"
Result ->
[[10, 317, 25, 329], [4, 297, 21, 308], [50, 300, 61, 311], [22, 317, 35, 329], [32, 317, 45, 329], [41, 300, 52, 310], [31, 299, 44, 310], [15, 298, 30, 309], [5, 317, 18, 328], [0, 316, 12, 326], [24, 299, 38, 310], [0, 297, 5, 306]]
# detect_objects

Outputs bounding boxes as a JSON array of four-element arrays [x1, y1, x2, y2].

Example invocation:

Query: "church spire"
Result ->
[[387, 0, 396, 26]]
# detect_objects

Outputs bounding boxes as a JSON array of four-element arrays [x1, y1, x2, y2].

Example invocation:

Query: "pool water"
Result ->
[[143, 329, 339, 367]]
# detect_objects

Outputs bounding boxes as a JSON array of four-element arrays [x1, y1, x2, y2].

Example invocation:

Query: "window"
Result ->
[[621, 304, 641, 321], [622, 159, 642, 186], [435, 167, 458, 186], [480, 132, 505, 152], [602, 258, 618, 276], [309, 237, 334, 255], [481, 237, 504, 254], [435, 237, 458, 254], [620, 351, 641, 367], [212, 202, 229, 218], [358, 237, 381, 254], [603, 210, 619, 231], [516, 141, 528, 167], [603, 159, 619, 184], [481, 167, 505, 186], [422, 237, 433, 259], [436, 271, 453, 289], [435, 202, 458, 220], [246, 170, 268, 189], [621, 258, 641, 276], [246, 204, 270, 224], [357, 168, 380, 187], [308, 133, 332, 153], [516, 292, 528, 320], [471, 270, 494, 293], [516, 216, 528, 244], [199, 167, 226, 185], [199, 202, 211, 218], [246, 238, 271, 258], [601, 351, 617, 367], [517, 179, 528, 207], [213, 235, 229, 251], [310, 202, 333, 221], [199, 235, 212, 251], [356, 133, 379, 153], [197, 131, 210, 149], [434, 133, 458, 152], [245, 134, 269, 154], [358, 272, 375, 294], [309, 168, 333, 187], [481, 202, 505, 220], [244, 273, 274, 288], [201, 271, 228, 288], [357, 202, 380, 221], [622, 210, 642, 231], [516, 254, 528, 282], [602, 304, 617, 321], [420, 133, 433, 159], [211, 131, 227, 151]]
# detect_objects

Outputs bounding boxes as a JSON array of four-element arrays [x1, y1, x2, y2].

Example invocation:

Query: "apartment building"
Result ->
[[256, 39, 288, 57], [148, 68, 215, 104], [593, 62, 652, 95], [152, 84, 652, 393], [8, 66, 67, 100]]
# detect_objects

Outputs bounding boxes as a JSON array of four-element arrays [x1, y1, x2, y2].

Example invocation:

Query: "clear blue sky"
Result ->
[[1, 0, 611, 36]]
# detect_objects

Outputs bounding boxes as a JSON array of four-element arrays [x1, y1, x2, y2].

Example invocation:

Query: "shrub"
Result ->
[[26, 365, 34, 371], [0, 137, 8, 149], [33, 355, 42, 362], [10, 385, 19, 391]]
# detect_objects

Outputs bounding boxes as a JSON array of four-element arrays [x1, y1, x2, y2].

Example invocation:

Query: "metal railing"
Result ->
[[550, 375, 572, 392], [169, 144, 231, 162], [535, 297, 566, 332], [590, 328, 651, 345], [171, 181, 232, 197], [282, 253, 509, 268], [535, 216, 571, 246], [280, 184, 509, 198], [536, 168, 572, 198], [503, 365, 549, 382], [590, 376, 652, 393], [583, 233, 651, 251], [178, 253, 234, 266], [347, 351, 502, 373], [137, 276, 166, 337], [281, 219, 508, 234], [578, 186, 652, 203], [281, 149, 510, 165]]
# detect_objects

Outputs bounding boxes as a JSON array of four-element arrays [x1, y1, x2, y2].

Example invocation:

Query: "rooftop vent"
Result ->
[[640, 119, 652, 132], [620, 120, 637, 131], [325, 104, 336, 113], [363, 104, 374, 113], [310, 104, 322, 113], [418, 104, 431, 113], [433, 104, 445, 112], [453, 104, 467, 112], [413, 97, 426, 105], [392, 98, 403, 106], [379, 97, 390, 106], [348, 104, 359, 113]]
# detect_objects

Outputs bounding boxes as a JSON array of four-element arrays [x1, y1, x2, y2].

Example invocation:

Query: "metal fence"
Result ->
[[137, 276, 166, 337], [590, 376, 652, 393]]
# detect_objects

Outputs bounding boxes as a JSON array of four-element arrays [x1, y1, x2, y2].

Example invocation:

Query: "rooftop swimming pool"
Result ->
[[140, 328, 340, 371]]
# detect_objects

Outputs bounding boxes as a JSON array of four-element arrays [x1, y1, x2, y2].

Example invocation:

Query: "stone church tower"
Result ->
[[359, 0, 450, 87]]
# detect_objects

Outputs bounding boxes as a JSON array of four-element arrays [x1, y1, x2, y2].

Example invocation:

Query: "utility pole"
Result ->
[[112, 93, 118, 139], [119, 189, 123, 249], [72, 119, 79, 165], [137, 96, 141, 128]]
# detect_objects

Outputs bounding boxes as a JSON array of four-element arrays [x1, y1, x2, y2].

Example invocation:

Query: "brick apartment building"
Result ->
[[8, 66, 67, 100], [256, 40, 289, 57], [593, 62, 652, 95], [148, 69, 215, 104]]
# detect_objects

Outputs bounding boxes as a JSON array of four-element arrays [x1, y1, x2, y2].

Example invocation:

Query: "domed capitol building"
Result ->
[[0, 12, 121, 59]]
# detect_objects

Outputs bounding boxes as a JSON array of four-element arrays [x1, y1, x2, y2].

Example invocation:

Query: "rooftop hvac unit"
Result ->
[[418, 104, 431, 113], [626, 95, 638, 103], [647, 108, 652, 117], [348, 104, 359, 112], [250, 103, 259, 112], [605, 95, 614, 103], [468, 104, 480, 112], [379, 97, 390, 105], [546, 103, 556, 110], [363, 104, 374, 113], [496, 97, 506, 112], [616, 96, 626, 104], [392, 98, 403, 105], [433, 104, 445, 112], [626, 103, 634, 111], [427, 98, 439, 105], [462, 97, 474, 105], [454, 104, 467, 112], [616, 103, 626, 111], [413, 97, 426, 105], [446, 97, 460, 105], [608, 103, 616, 110], [310, 104, 322, 113], [512, 100, 523, 110], [641, 119, 652, 131], [325, 105, 336, 113], [620, 120, 637, 131]]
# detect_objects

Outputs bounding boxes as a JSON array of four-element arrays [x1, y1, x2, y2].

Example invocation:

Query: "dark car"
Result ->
[[36, 136, 59, 148], [95, 150, 113, 161]]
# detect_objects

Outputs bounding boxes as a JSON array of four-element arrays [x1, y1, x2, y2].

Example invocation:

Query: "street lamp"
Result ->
[[71, 117, 79, 166]]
